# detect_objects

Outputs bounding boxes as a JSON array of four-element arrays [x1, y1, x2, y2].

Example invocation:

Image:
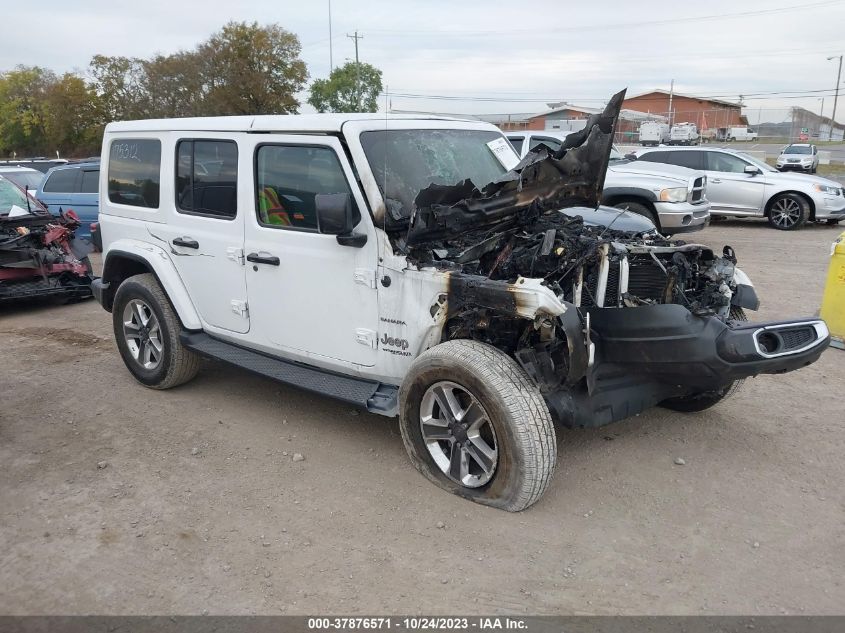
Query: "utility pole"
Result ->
[[827, 55, 842, 141], [347, 30, 363, 110], [328, 0, 333, 72], [668, 79, 674, 126], [820, 97, 825, 139]]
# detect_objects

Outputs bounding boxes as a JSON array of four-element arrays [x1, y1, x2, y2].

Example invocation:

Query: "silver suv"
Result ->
[[633, 146, 845, 229], [775, 144, 820, 173]]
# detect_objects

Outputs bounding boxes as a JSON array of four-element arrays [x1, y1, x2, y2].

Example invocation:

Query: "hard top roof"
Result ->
[[105, 112, 474, 134]]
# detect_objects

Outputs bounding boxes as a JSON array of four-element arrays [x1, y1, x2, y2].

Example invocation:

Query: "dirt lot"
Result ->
[[1, 219, 844, 616]]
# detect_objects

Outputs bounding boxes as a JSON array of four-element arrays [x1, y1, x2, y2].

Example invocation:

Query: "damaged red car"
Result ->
[[0, 175, 93, 302]]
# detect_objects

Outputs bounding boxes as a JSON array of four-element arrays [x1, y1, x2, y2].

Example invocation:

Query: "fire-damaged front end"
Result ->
[[374, 90, 829, 427], [1, 177, 93, 302]]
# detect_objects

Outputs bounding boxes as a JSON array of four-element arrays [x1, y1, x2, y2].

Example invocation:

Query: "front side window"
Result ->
[[176, 140, 238, 218], [80, 170, 99, 194], [706, 152, 749, 173], [529, 136, 562, 152], [108, 139, 161, 208], [508, 137, 524, 154], [43, 168, 78, 193], [256, 145, 356, 231]]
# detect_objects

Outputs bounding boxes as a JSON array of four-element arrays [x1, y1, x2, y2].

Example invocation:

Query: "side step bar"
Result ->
[[180, 332, 399, 417]]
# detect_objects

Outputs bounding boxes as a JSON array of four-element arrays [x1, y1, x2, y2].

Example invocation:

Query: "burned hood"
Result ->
[[403, 89, 626, 246]]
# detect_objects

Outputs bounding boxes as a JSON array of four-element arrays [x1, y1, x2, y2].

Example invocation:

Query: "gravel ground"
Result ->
[[1, 219, 843, 615]]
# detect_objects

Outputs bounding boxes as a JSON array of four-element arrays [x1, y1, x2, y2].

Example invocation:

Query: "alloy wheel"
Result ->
[[419, 381, 498, 488], [770, 197, 802, 229], [122, 299, 163, 370]]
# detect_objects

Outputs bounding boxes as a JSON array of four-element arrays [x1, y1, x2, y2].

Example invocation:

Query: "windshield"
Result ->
[[738, 152, 777, 172], [609, 146, 624, 161], [0, 176, 46, 216], [783, 145, 812, 155], [360, 129, 509, 221], [0, 171, 43, 190]]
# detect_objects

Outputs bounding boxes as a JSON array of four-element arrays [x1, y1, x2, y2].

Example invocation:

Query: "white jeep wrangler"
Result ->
[[92, 91, 829, 511]]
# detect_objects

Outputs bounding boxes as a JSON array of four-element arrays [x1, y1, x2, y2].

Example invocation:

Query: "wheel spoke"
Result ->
[[432, 385, 458, 423], [449, 443, 468, 482], [464, 439, 496, 475], [132, 301, 148, 327], [421, 422, 453, 441]]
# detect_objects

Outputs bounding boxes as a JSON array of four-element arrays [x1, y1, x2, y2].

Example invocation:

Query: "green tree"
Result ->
[[89, 55, 148, 122], [308, 61, 383, 113], [0, 66, 53, 156], [43, 73, 103, 156], [141, 52, 207, 118], [199, 21, 308, 115]]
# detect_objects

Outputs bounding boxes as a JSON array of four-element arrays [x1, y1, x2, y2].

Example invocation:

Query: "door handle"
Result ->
[[711, 178, 722, 183], [172, 237, 199, 249], [246, 252, 280, 266]]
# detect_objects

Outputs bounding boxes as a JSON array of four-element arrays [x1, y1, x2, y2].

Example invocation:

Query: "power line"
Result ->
[[364, 0, 844, 37]]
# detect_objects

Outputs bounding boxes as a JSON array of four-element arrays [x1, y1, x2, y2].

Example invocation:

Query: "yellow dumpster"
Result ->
[[820, 231, 845, 350]]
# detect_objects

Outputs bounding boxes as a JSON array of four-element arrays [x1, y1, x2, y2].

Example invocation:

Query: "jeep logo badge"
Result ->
[[380, 333, 409, 350]]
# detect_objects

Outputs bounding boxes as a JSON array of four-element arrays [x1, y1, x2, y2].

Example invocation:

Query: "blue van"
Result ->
[[35, 161, 100, 238]]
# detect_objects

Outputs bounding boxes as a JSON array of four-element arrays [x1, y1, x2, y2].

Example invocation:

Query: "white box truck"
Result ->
[[639, 120, 670, 146]]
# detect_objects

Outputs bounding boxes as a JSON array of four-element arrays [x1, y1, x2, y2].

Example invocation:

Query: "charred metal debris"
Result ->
[[385, 89, 744, 393], [1, 208, 93, 301]]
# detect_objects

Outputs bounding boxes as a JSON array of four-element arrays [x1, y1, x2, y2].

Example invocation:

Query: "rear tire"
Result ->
[[660, 308, 747, 413], [112, 273, 200, 389], [767, 193, 808, 231], [399, 340, 556, 512]]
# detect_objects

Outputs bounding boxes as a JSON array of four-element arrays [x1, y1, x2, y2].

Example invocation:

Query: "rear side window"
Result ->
[[636, 151, 671, 165], [108, 139, 161, 208], [255, 145, 356, 231], [176, 140, 238, 219], [43, 169, 78, 193], [80, 170, 99, 194], [669, 151, 705, 170]]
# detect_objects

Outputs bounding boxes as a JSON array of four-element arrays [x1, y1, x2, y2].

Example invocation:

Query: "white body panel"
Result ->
[[99, 115, 564, 387]]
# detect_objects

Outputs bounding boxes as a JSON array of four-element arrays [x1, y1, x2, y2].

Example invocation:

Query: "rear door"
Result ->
[[154, 135, 250, 334], [38, 167, 77, 213]]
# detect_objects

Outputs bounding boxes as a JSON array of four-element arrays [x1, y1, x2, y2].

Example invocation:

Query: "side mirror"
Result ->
[[744, 165, 760, 175], [315, 192, 367, 248]]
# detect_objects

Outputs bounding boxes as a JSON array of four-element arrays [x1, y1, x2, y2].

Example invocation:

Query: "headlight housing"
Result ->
[[813, 184, 839, 195], [659, 187, 688, 202]]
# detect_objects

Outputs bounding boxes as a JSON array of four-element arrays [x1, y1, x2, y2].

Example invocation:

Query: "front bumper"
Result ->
[[546, 304, 829, 428], [776, 161, 814, 171], [811, 194, 845, 221], [653, 201, 710, 232]]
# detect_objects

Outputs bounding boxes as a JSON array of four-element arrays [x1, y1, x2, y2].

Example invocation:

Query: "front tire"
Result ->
[[399, 340, 556, 512], [612, 200, 659, 228], [767, 193, 808, 230], [112, 273, 200, 389]]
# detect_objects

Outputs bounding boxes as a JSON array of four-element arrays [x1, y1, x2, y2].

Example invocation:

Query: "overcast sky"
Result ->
[[3, 0, 845, 123]]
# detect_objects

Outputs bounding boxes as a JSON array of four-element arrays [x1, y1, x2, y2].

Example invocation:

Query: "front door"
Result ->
[[703, 151, 765, 215], [242, 135, 380, 367]]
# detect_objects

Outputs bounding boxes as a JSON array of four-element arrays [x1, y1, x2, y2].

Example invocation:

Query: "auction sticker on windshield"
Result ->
[[487, 137, 519, 170]]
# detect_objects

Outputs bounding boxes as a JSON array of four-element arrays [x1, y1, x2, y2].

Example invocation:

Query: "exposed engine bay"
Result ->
[[368, 88, 827, 428], [1, 184, 93, 302]]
